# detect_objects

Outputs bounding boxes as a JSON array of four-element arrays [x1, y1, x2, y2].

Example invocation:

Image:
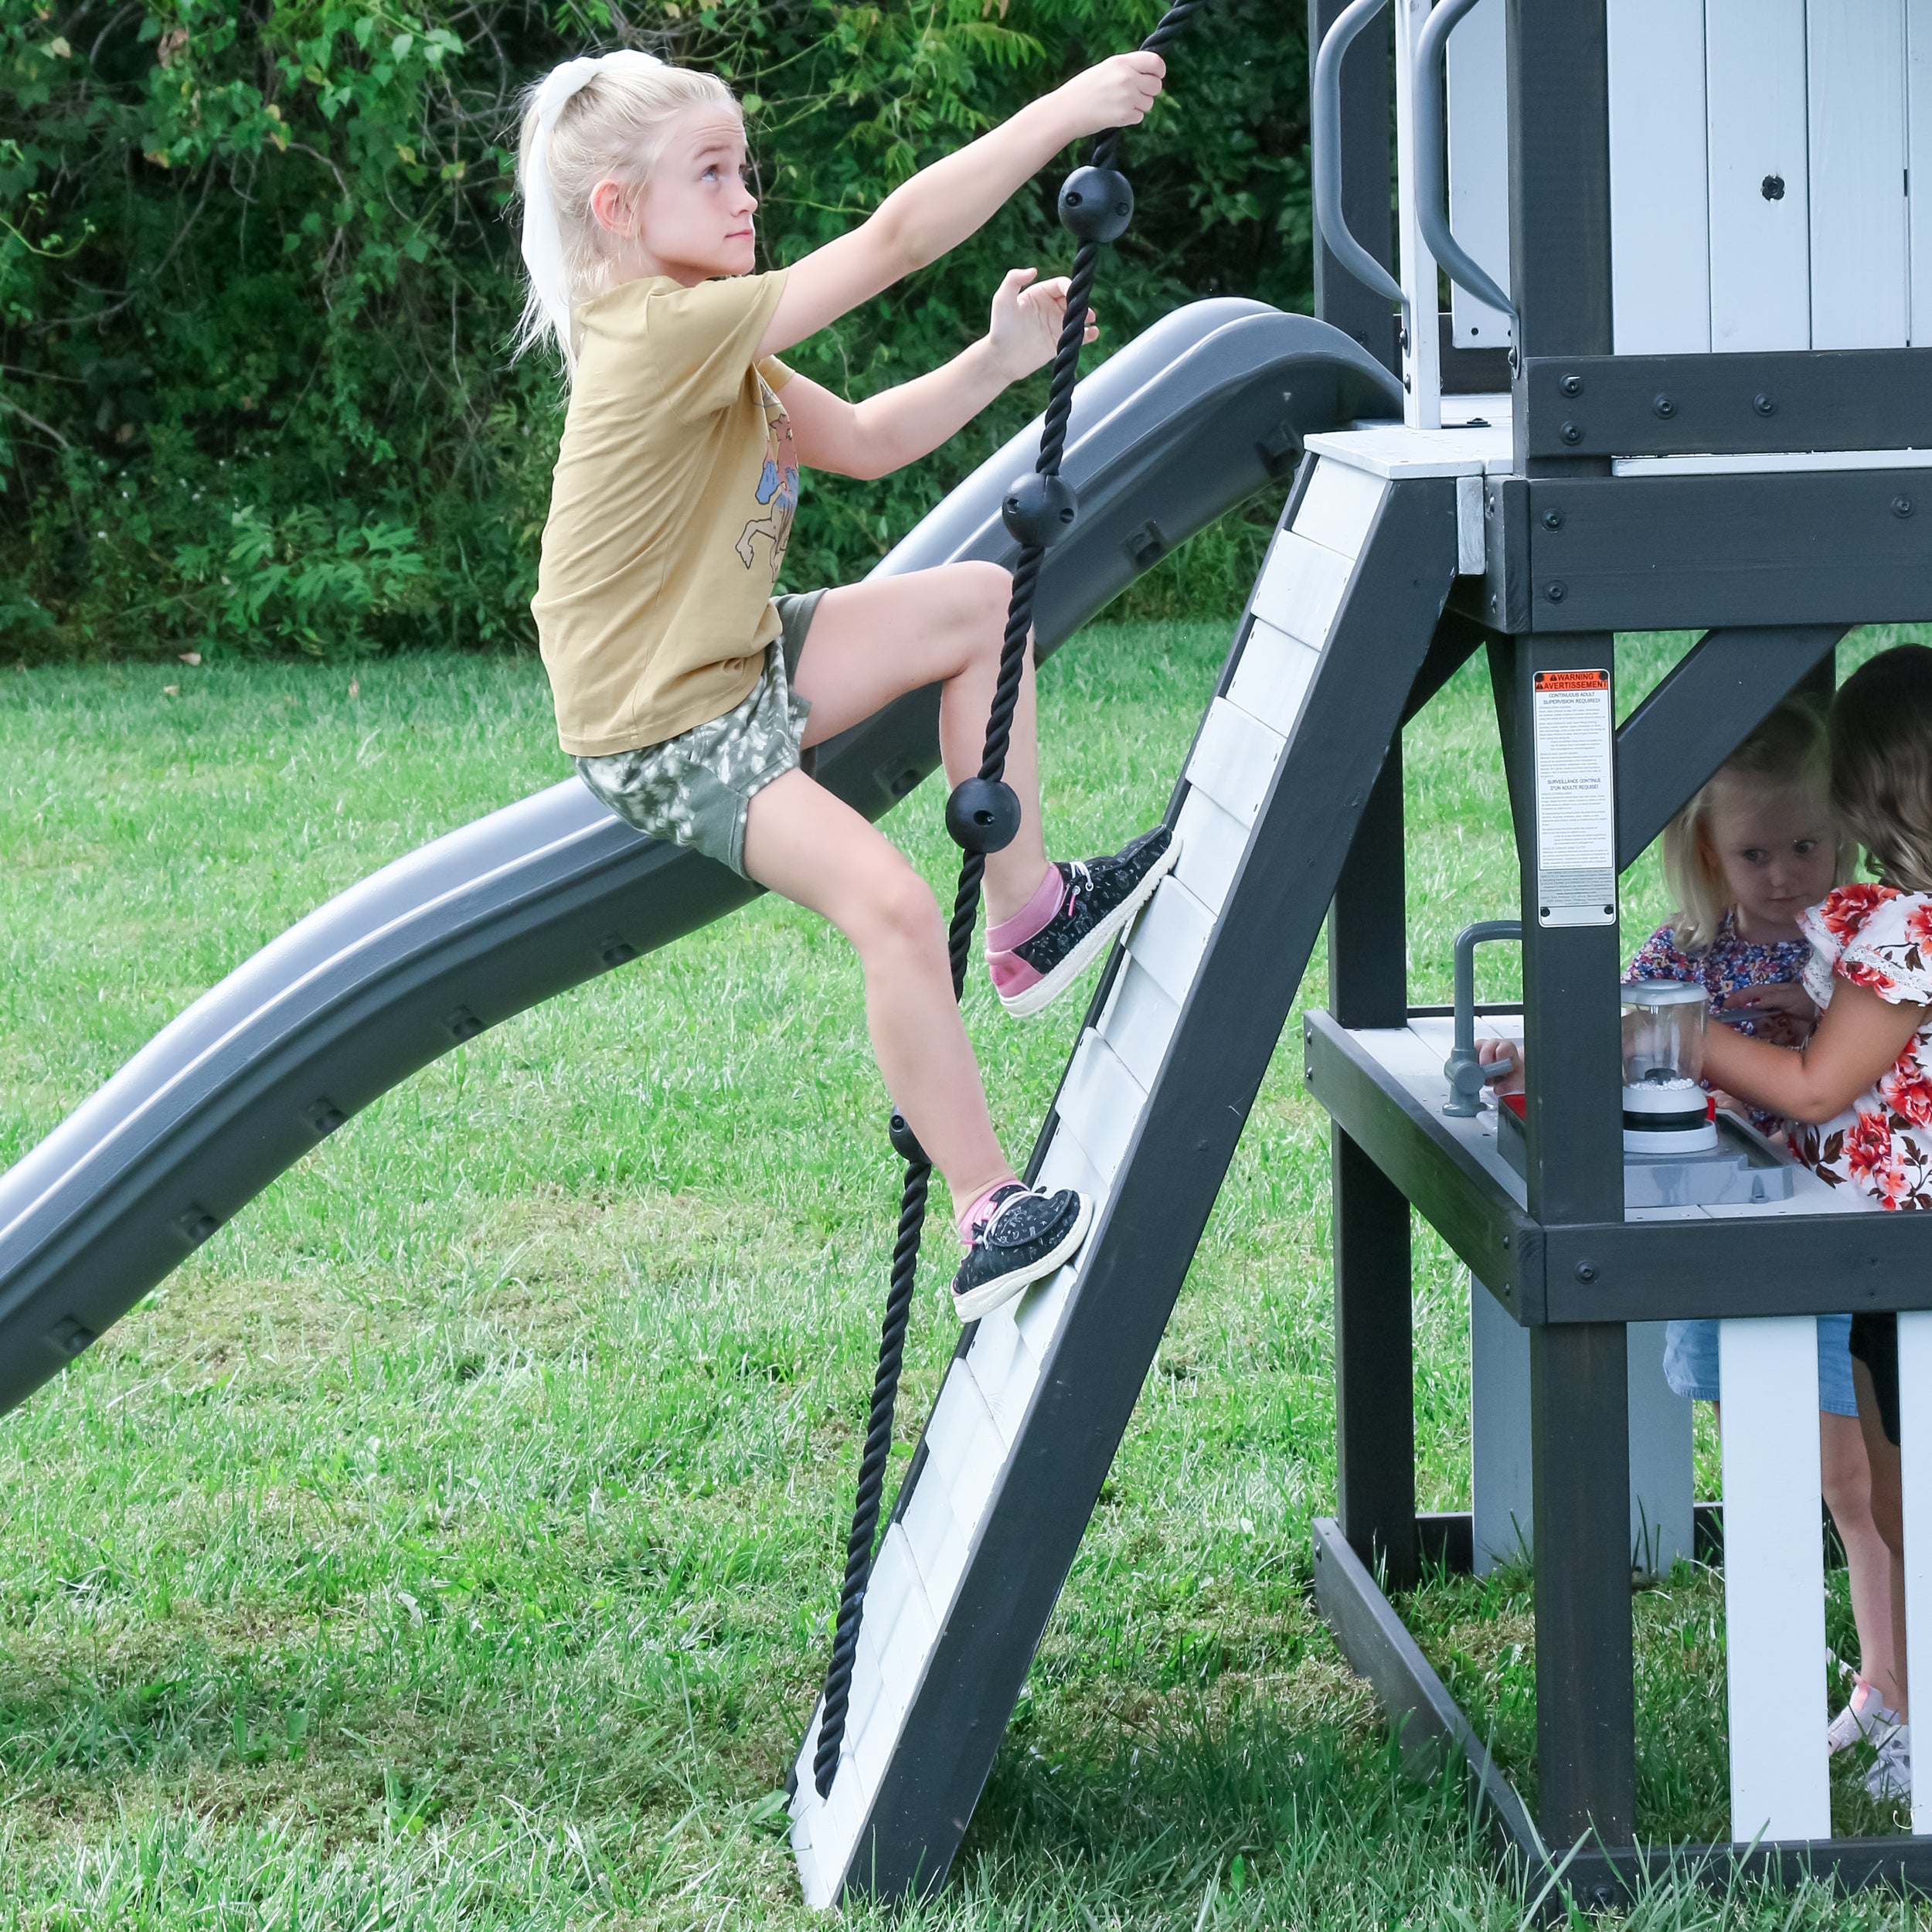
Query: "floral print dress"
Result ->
[[1787, 884, 1932, 1208]]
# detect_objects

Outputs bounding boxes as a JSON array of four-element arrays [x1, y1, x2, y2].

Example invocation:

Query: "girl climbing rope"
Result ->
[[514, 47, 1177, 1321]]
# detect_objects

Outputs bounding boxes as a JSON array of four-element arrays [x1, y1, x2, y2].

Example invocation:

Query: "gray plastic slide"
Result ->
[[0, 302, 1399, 1419]]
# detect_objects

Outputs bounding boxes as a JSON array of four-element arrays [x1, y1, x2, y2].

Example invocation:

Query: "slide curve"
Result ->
[[0, 303, 1399, 1418]]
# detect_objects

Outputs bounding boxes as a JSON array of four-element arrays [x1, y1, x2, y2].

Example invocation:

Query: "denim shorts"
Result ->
[[1662, 1313, 1859, 1417], [573, 590, 823, 878]]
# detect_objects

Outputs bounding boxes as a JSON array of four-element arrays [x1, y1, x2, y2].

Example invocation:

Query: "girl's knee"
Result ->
[[849, 856, 941, 953], [946, 561, 1013, 654]]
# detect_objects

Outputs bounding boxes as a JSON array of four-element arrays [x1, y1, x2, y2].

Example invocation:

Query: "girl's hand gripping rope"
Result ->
[[985, 267, 1098, 383]]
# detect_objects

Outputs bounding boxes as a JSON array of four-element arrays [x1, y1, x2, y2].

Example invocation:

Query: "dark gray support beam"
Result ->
[[1614, 627, 1847, 868], [1309, 0, 1399, 377], [1519, 349, 1932, 460], [1505, 0, 1611, 478], [1531, 1322, 1635, 1846]]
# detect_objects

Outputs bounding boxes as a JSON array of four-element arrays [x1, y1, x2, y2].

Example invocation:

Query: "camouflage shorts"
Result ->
[[573, 590, 824, 878]]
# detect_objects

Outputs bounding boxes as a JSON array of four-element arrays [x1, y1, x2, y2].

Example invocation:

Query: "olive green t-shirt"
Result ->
[[532, 270, 799, 757]]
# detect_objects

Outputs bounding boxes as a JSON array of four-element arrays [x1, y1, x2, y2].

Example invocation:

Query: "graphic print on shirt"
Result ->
[[736, 373, 798, 574]]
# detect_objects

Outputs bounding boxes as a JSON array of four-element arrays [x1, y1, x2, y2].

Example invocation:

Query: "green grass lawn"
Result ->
[[0, 621, 1928, 1929]]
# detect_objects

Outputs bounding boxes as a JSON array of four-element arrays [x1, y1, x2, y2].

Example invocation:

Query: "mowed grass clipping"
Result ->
[[0, 621, 1929, 1930]]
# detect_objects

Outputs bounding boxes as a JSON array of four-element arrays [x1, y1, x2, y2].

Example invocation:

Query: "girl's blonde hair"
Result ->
[[1661, 696, 1854, 951], [513, 52, 739, 369], [1830, 645, 1932, 893]]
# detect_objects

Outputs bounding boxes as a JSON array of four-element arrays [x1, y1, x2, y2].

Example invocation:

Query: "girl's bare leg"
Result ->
[[1852, 1359, 1909, 1719], [791, 563, 1051, 927], [1821, 1409, 1903, 1710], [742, 766, 1013, 1214]]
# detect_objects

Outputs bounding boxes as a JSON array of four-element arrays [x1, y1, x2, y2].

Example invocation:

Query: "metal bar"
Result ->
[[1414, 0, 1517, 322], [1531, 1321, 1634, 1846], [1522, 469, 1932, 634], [1505, 0, 1613, 477], [1310, 0, 1401, 375], [1614, 626, 1848, 867], [1520, 349, 1932, 459]]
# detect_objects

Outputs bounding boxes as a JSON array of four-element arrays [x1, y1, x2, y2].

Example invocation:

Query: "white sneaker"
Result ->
[[1829, 1678, 1903, 1753], [1865, 1720, 1912, 1803]]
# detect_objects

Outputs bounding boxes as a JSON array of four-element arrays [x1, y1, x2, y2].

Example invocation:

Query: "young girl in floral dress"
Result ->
[[1704, 645, 1932, 1802], [1625, 703, 1903, 1772]]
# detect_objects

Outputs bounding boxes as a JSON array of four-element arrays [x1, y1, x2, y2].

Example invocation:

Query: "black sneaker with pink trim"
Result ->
[[985, 827, 1177, 1019], [951, 1182, 1095, 1321]]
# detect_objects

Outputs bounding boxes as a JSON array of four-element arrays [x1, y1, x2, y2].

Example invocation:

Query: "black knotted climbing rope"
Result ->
[[813, 0, 1208, 1799]]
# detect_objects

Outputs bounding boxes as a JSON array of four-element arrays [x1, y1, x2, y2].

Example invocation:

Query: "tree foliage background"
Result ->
[[0, 0, 1313, 659]]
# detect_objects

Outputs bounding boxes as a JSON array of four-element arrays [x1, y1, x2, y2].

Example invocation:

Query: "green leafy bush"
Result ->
[[0, 0, 1313, 661]]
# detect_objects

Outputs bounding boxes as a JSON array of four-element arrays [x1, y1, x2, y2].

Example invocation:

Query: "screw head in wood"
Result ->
[[1574, 1261, 1597, 1284], [1894, 495, 1915, 519], [1560, 420, 1583, 444], [1559, 372, 1583, 397], [1753, 393, 1777, 417], [1761, 173, 1785, 201], [1546, 580, 1567, 604], [1651, 394, 1676, 420], [1542, 507, 1564, 530]]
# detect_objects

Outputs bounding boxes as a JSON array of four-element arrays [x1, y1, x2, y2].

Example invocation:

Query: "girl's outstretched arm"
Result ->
[[781, 268, 1094, 479], [755, 53, 1164, 359], [1702, 977, 1926, 1123]]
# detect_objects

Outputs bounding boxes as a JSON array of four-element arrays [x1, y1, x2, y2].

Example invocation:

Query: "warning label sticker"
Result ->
[[1532, 668, 1617, 928]]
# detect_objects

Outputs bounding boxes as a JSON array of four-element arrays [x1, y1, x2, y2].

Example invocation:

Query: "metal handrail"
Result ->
[[1311, 0, 1406, 317], [1413, 0, 1516, 326], [1442, 919, 1522, 1117]]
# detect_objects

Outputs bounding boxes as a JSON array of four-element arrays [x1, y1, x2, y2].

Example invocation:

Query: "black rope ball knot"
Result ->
[[1058, 165, 1134, 243], [887, 1108, 927, 1165], [944, 776, 1022, 853], [1002, 471, 1079, 549]]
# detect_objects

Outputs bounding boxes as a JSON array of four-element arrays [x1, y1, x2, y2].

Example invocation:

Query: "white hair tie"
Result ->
[[521, 49, 666, 359]]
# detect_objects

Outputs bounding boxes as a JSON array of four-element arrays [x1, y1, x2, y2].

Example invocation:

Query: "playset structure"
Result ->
[[4, 0, 1932, 1913]]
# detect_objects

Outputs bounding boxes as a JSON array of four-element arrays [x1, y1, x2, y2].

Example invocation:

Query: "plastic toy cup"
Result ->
[[1621, 980, 1716, 1152]]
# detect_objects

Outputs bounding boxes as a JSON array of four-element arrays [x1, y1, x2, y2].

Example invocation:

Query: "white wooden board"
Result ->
[[1911, 0, 1932, 345], [1808, 0, 1910, 349], [1446, 0, 1512, 349], [1290, 458, 1388, 560], [1184, 698, 1286, 830], [1608, 0, 1713, 353], [1226, 618, 1322, 740], [1719, 1316, 1829, 1843], [1706, 0, 1812, 352], [1249, 529, 1355, 649], [1900, 1309, 1932, 1832]]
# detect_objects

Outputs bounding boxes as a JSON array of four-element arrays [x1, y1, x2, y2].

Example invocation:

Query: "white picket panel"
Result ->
[[1446, 0, 1512, 349], [1719, 1317, 1830, 1843], [1608, 0, 1713, 353], [1900, 1311, 1932, 1833], [1706, 0, 1812, 352], [1808, 0, 1910, 349], [1911, 0, 1932, 345], [965, 1305, 1043, 1450], [1290, 459, 1388, 560]]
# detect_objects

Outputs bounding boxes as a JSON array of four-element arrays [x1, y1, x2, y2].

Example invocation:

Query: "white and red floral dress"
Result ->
[[1787, 883, 1932, 1207]]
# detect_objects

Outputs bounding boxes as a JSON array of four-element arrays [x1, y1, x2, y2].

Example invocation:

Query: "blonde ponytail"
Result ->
[[513, 50, 739, 369]]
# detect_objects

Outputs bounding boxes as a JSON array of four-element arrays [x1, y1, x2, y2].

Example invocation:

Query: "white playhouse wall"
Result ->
[[1445, 0, 1932, 356]]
